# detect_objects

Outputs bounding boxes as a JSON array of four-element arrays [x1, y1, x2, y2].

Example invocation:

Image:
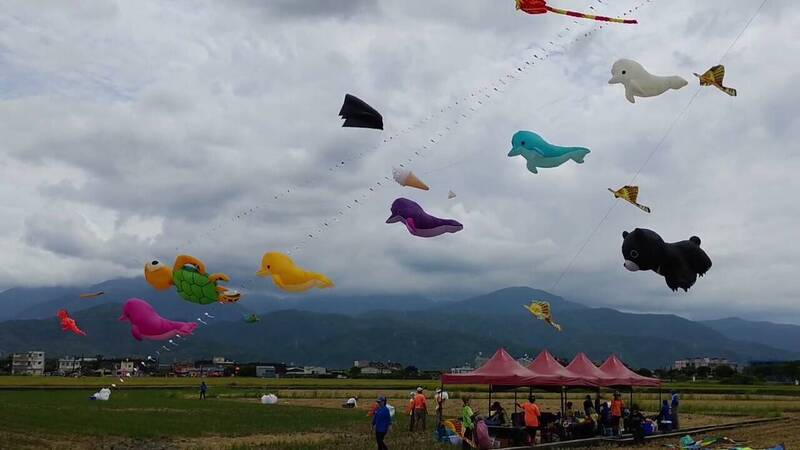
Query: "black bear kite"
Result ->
[[621, 228, 712, 292]]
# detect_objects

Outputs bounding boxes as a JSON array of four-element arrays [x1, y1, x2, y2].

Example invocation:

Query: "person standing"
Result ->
[[461, 396, 475, 450], [515, 395, 541, 444], [610, 392, 625, 437], [658, 399, 672, 432], [670, 390, 680, 430], [583, 394, 594, 417], [372, 396, 392, 450], [199, 381, 207, 400], [435, 388, 447, 426], [405, 392, 416, 431], [412, 387, 428, 431]]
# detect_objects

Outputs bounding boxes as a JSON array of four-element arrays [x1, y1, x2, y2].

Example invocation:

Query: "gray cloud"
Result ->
[[1, 0, 798, 324]]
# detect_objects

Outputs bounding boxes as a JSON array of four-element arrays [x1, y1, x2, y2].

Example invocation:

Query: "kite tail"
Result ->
[[545, 6, 638, 24], [717, 85, 737, 97], [635, 203, 652, 214]]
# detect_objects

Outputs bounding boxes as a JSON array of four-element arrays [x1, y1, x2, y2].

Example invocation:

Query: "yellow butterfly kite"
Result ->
[[693, 65, 737, 97], [523, 301, 562, 331], [608, 186, 651, 213]]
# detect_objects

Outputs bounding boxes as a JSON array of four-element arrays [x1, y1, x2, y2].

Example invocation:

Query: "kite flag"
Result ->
[[58, 309, 87, 336], [508, 131, 589, 174], [523, 301, 562, 331], [386, 198, 463, 238], [516, 0, 637, 24], [393, 167, 429, 190], [145, 255, 241, 304], [609, 59, 688, 104], [694, 65, 737, 97], [622, 228, 712, 292], [608, 186, 651, 213], [256, 252, 334, 293], [339, 94, 383, 130], [119, 298, 198, 341], [244, 313, 260, 324], [79, 291, 105, 298]]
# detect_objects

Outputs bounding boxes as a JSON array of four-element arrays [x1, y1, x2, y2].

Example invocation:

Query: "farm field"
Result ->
[[0, 377, 798, 449]]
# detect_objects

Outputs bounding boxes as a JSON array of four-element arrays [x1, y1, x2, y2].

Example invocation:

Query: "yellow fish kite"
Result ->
[[693, 65, 737, 97], [256, 252, 334, 293], [523, 301, 562, 331], [608, 186, 651, 213]]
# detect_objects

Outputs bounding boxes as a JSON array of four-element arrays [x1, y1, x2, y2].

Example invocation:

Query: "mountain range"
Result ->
[[1, 279, 798, 369]]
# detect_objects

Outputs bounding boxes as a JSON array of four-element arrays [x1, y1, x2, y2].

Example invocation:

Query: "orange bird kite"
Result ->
[[57, 309, 87, 336]]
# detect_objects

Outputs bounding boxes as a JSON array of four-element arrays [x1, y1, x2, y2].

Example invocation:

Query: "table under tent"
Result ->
[[439, 348, 661, 446]]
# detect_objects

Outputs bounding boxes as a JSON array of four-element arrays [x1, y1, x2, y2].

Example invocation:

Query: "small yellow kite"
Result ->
[[523, 301, 562, 331], [693, 65, 737, 97], [608, 186, 651, 213]]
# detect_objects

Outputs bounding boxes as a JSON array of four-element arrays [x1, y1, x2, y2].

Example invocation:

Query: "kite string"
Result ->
[[547, 0, 769, 292], [167, 0, 613, 258], [234, 0, 630, 293]]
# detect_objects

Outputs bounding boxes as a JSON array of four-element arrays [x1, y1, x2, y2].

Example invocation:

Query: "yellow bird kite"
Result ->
[[693, 65, 737, 97], [523, 301, 562, 331], [608, 186, 651, 213]]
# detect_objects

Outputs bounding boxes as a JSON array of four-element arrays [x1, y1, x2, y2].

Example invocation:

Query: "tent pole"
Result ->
[[514, 390, 518, 414], [489, 385, 492, 413]]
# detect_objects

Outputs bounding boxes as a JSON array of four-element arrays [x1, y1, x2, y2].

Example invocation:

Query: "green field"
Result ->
[[1, 377, 799, 449]]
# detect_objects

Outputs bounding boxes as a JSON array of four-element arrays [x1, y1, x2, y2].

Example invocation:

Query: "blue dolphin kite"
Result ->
[[508, 131, 590, 174]]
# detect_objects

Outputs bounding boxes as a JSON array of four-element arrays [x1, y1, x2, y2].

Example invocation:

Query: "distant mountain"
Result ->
[[1, 286, 798, 369], [0, 286, 82, 321], [701, 317, 800, 355], [0, 277, 439, 321]]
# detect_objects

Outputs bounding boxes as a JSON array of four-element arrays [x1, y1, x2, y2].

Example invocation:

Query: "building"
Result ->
[[12, 351, 45, 376], [449, 365, 473, 374], [674, 357, 740, 372], [256, 365, 277, 378], [356, 361, 402, 375], [212, 356, 234, 366]]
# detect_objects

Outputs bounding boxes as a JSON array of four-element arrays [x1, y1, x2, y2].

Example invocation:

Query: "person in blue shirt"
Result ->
[[670, 390, 680, 430], [372, 395, 392, 450]]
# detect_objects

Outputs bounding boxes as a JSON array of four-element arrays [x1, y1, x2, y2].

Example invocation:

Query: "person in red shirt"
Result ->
[[515, 395, 541, 444], [610, 391, 625, 437], [412, 387, 428, 431]]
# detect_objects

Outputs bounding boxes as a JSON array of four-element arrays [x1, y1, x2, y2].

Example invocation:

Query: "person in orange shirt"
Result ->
[[405, 391, 416, 431], [610, 391, 625, 437], [515, 395, 541, 444], [412, 387, 428, 431]]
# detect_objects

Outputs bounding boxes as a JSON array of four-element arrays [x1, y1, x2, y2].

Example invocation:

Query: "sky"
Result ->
[[1, 0, 798, 324]]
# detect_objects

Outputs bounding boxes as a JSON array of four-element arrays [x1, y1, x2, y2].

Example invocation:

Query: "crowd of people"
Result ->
[[350, 387, 682, 449]]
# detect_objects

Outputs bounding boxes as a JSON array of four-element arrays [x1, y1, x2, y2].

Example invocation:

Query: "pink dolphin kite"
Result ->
[[119, 298, 198, 341]]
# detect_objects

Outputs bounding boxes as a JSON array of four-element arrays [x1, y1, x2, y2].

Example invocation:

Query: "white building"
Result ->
[[674, 357, 740, 372], [12, 351, 45, 376], [449, 365, 473, 374]]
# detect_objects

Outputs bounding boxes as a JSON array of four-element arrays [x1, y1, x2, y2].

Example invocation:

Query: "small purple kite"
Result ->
[[386, 198, 463, 238]]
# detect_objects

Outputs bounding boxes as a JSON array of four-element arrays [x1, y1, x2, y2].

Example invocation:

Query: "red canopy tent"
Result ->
[[527, 350, 597, 387], [565, 352, 615, 386], [598, 354, 661, 387], [441, 348, 542, 386]]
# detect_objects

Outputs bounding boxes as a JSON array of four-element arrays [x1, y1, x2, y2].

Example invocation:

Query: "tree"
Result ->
[[714, 365, 735, 378], [347, 367, 361, 379], [696, 366, 711, 379], [636, 368, 653, 377], [403, 366, 419, 378]]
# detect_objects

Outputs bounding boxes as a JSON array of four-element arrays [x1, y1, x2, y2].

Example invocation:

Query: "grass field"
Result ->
[[0, 377, 798, 449]]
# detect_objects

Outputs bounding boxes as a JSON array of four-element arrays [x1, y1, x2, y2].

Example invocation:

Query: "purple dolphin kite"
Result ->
[[119, 298, 198, 341], [386, 198, 463, 238]]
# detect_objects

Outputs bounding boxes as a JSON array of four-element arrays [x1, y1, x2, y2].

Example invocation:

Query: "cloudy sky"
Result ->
[[1, 0, 797, 323]]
